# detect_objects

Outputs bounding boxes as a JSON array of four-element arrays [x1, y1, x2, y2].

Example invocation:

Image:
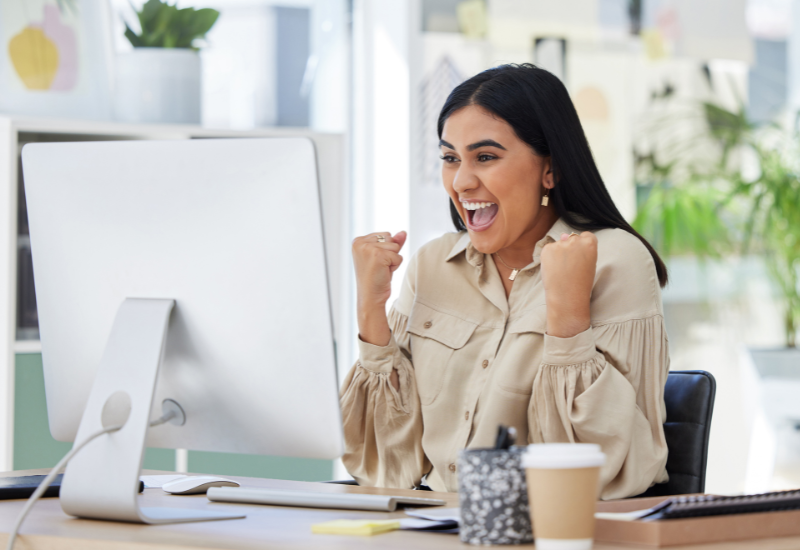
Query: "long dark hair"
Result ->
[[438, 63, 668, 287]]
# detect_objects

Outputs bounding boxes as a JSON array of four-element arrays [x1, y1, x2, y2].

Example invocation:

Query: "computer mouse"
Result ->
[[162, 476, 240, 495]]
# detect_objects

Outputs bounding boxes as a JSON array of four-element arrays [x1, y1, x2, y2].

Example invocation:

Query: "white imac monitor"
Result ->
[[21, 138, 343, 524]]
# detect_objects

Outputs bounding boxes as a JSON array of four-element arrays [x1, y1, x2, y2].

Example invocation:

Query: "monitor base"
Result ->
[[140, 507, 245, 524], [58, 298, 245, 524]]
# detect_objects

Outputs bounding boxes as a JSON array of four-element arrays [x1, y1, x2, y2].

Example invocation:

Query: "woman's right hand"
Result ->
[[352, 231, 407, 347]]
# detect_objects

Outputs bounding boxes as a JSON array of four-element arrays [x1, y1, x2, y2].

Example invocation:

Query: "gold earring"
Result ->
[[541, 190, 549, 207]]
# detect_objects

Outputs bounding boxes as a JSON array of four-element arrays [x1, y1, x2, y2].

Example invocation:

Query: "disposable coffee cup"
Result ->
[[521, 444, 606, 550]]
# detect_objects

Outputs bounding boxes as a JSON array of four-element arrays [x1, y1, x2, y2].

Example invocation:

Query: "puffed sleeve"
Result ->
[[527, 229, 670, 500], [528, 316, 670, 500], [339, 257, 430, 489]]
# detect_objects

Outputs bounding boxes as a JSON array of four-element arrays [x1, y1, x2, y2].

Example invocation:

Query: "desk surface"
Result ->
[[1, 470, 799, 550]]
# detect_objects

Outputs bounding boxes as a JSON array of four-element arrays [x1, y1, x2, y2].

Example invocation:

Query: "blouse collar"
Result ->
[[445, 217, 577, 269]]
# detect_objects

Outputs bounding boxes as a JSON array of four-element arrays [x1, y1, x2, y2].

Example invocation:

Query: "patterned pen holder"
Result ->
[[457, 446, 533, 545]]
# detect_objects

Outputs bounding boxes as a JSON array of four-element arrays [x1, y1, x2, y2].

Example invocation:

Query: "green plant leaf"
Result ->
[[633, 184, 731, 258], [702, 102, 755, 169], [188, 8, 220, 36], [56, 0, 78, 16], [639, 95, 800, 346], [138, 0, 164, 33], [124, 0, 219, 49], [124, 23, 144, 47]]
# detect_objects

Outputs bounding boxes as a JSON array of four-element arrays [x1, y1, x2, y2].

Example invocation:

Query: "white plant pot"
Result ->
[[748, 348, 800, 425], [114, 48, 201, 124]]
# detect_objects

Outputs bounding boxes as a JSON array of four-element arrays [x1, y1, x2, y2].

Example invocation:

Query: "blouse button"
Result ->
[[423, 321, 432, 329], [464, 411, 469, 420], [448, 463, 456, 472], [482, 360, 489, 369]]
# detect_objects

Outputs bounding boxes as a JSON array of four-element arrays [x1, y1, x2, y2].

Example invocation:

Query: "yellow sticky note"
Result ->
[[311, 519, 401, 536]]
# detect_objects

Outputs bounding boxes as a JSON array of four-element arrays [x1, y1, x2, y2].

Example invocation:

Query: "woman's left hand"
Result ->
[[540, 231, 598, 338]]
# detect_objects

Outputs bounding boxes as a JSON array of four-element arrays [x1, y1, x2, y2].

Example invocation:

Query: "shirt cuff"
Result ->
[[357, 334, 399, 374], [542, 326, 597, 366]]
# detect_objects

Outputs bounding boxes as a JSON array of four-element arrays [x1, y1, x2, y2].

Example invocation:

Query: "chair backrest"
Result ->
[[637, 370, 716, 497]]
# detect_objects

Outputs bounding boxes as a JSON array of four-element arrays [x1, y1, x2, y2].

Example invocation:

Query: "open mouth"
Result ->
[[462, 201, 499, 232]]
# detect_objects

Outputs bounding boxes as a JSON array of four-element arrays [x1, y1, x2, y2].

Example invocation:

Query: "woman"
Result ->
[[341, 64, 669, 499]]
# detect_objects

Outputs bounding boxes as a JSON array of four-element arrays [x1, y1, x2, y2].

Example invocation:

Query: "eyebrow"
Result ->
[[438, 139, 507, 151]]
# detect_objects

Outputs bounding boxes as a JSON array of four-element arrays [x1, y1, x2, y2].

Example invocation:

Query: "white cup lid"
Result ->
[[521, 443, 605, 469]]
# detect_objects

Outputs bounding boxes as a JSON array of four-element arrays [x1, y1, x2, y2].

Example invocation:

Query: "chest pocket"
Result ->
[[407, 302, 478, 406], [498, 306, 548, 395]]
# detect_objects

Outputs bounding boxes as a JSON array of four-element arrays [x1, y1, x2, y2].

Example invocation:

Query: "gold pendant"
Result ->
[[541, 195, 549, 207], [509, 269, 518, 281]]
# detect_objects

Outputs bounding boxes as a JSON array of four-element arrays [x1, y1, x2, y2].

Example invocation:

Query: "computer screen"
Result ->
[[22, 138, 343, 461]]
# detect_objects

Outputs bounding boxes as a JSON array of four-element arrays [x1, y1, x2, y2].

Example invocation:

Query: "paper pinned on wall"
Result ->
[[489, 0, 598, 28], [0, 0, 112, 119], [642, 0, 753, 63], [641, 29, 668, 60], [534, 38, 567, 84], [417, 56, 465, 187], [456, 0, 488, 39]]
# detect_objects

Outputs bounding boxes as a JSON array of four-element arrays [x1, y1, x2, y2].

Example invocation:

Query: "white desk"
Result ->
[[2, 470, 800, 549]]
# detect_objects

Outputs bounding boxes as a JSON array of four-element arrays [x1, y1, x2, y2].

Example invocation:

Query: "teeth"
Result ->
[[461, 201, 495, 210]]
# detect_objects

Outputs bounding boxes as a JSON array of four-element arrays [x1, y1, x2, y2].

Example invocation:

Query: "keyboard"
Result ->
[[206, 486, 446, 512]]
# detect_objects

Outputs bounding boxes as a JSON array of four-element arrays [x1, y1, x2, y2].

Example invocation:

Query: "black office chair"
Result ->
[[636, 370, 716, 497]]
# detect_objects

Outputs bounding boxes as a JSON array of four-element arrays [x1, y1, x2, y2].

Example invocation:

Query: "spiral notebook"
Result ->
[[640, 489, 800, 521], [594, 489, 800, 547]]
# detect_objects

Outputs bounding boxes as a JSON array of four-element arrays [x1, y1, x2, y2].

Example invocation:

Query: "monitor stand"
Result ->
[[59, 298, 245, 524]]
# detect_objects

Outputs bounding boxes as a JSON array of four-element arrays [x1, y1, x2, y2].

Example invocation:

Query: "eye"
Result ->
[[477, 153, 497, 162], [440, 154, 459, 164]]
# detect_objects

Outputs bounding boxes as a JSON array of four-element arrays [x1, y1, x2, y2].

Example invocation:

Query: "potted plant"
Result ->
[[114, 0, 219, 124], [635, 101, 800, 345], [633, 99, 800, 491]]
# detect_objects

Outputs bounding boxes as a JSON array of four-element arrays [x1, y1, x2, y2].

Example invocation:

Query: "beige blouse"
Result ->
[[340, 218, 669, 499]]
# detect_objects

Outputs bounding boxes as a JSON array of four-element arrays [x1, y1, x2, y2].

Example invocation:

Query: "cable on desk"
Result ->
[[5, 423, 123, 550], [6, 408, 178, 550]]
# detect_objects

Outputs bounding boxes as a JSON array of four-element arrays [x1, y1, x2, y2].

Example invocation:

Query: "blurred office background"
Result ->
[[2, 0, 799, 496]]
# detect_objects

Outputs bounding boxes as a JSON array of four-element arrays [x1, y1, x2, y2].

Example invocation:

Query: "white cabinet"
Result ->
[[0, 116, 350, 470]]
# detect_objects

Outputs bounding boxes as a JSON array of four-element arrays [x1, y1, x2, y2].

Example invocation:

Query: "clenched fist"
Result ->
[[352, 231, 407, 347], [540, 231, 597, 338]]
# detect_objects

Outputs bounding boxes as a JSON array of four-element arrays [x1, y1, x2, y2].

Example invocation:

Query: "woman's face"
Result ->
[[440, 104, 555, 255]]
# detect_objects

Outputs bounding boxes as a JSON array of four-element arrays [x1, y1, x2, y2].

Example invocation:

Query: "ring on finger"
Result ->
[[569, 232, 579, 238], [376, 234, 386, 243]]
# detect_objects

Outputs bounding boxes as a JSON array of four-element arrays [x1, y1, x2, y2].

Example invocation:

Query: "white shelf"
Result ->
[[5, 115, 337, 139], [14, 340, 41, 354]]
